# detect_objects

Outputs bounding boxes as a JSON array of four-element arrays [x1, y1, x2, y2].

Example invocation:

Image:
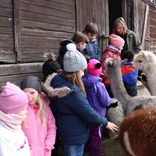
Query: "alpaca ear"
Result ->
[[106, 58, 113, 67], [121, 59, 127, 66], [142, 51, 148, 60]]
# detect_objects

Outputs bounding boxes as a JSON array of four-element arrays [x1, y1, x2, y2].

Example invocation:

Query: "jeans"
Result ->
[[63, 144, 84, 156]]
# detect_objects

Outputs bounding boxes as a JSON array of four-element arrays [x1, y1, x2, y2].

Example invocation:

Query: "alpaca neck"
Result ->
[[107, 66, 131, 111], [144, 67, 156, 96]]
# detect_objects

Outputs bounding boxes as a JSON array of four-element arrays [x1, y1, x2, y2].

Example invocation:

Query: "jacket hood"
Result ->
[[82, 72, 102, 88], [41, 73, 71, 98]]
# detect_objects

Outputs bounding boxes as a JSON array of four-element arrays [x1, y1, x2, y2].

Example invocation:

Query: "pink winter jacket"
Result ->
[[22, 93, 56, 156]]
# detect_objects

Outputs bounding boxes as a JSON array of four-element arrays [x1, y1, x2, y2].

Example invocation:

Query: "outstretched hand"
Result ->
[[106, 121, 118, 133]]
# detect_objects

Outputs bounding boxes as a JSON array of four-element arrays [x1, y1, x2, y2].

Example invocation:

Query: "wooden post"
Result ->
[[14, 0, 21, 62], [142, 4, 149, 50]]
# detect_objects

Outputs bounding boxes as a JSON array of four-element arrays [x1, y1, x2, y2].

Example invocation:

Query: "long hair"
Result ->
[[36, 94, 46, 127], [113, 17, 128, 34], [62, 71, 86, 96]]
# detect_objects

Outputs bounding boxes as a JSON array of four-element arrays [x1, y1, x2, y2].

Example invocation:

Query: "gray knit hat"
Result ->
[[63, 50, 87, 72], [21, 76, 41, 93]]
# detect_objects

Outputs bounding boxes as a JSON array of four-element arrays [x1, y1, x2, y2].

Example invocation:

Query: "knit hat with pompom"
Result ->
[[87, 59, 102, 76]]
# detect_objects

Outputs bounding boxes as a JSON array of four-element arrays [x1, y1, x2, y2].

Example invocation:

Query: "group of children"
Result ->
[[0, 17, 141, 156]]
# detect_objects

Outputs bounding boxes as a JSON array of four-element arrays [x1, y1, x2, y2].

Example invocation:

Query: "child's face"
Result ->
[[115, 25, 125, 35], [118, 44, 124, 51], [85, 33, 97, 42], [78, 70, 85, 78], [16, 109, 27, 117], [23, 88, 39, 105], [77, 42, 87, 51]]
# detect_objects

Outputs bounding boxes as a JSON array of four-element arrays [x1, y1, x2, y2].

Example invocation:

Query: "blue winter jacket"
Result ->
[[82, 73, 112, 117], [49, 74, 108, 145], [82, 39, 101, 61]]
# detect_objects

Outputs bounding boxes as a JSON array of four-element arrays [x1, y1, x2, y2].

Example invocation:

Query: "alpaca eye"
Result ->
[[138, 60, 142, 63]]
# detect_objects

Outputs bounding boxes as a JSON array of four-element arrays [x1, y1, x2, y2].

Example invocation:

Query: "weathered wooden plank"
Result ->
[[20, 19, 75, 33], [21, 53, 51, 62], [0, 27, 13, 34], [21, 35, 60, 48], [0, 39, 13, 47], [20, 0, 74, 13], [14, 0, 22, 62], [20, 11, 75, 26], [0, 73, 43, 91], [0, 16, 13, 27], [0, 47, 14, 53], [0, 53, 16, 63], [21, 28, 73, 38], [0, 62, 43, 76], [0, 6, 13, 17], [45, 0, 74, 6], [0, 0, 12, 8], [20, 2, 75, 20]]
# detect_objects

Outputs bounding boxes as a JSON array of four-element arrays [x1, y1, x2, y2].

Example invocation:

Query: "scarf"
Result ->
[[0, 110, 25, 132]]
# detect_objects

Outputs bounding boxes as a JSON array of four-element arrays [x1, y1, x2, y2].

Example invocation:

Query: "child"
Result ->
[[0, 82, 31, 156], [21, 76, 56, 156], [82, 23, 101, 61], [57, 31, 89, 68], [82, 59, 112, 156], [102, 34, 125, 97], [122, 50, 138, 96], [42, 53, 62, 82], [45, 50, 118, 156]]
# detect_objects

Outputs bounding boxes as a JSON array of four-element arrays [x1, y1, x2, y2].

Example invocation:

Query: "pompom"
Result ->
[[95, 63, 102, 69], [66, 43, 77, 51]]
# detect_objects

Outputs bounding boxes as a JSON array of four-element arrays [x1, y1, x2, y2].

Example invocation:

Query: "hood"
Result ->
[[41, 73, 71, 98], [106, 45, 121, 53], [82, 72, 102, 88]]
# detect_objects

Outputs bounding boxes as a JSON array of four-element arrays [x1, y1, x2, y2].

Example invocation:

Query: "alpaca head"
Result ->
[[106, 58, 127, 77], [131, 51, 156, 71]]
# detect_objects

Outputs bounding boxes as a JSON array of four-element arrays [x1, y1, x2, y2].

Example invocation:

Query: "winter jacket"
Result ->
[[102, 45, 121, 84], [0, 122, 30, 156], [118, 29, 142, 59], [82, 72, 112, 117], [44, 73, 108, 146], [122, 62, 138, 96], [22, 93, 56, 156], [82, 38, 101, 61]]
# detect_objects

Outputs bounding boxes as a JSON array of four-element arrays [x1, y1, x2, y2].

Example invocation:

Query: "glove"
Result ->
[[106, 101, 118, 110]]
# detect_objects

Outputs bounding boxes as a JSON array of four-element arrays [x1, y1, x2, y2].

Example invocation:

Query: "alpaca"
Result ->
[[131, 51, 156, 96], [106, 98, 124, 127], [105, 58, 156, 115], [119, 108, 156, 156]]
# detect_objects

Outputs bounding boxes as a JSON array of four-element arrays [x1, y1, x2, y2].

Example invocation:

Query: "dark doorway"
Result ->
[[108, 0, 122, 34]]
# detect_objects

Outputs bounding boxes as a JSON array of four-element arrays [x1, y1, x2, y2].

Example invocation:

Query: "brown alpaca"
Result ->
[[119, 108, 156, 156]]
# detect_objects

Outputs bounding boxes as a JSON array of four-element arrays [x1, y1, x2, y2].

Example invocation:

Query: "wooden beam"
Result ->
[[142, 4, 149, 50], [13, 0, 21, 62]]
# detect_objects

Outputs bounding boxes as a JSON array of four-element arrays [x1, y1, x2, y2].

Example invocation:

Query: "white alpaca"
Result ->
[[105, 58, 156, 115], [119, 108, 156, 156], [132, 51, 156, 96]]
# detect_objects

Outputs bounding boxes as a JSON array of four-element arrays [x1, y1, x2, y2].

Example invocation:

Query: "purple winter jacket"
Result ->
[[82, 72, 112, 117]]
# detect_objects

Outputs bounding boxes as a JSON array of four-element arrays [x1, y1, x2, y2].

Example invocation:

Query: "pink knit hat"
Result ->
[[0, 82, 30, 114], [109, 34, 125, 47], [87, 59, 102, 76]]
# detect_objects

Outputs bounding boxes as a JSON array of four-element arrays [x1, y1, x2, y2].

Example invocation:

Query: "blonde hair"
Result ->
[[62, 71, 86, 96], [36, 94, 46, 127], [113, 17, 128, 34]]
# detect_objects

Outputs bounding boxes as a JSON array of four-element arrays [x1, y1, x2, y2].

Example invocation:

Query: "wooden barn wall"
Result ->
[[76, 0, 109, 53], [0, 0, 76, 90], [19, 0, 76, 62], [0, 0, 16, 63], [149, 3, 156, 52]]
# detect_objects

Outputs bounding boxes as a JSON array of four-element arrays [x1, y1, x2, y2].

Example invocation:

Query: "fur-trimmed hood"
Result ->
[[41, 73, 71, 98]]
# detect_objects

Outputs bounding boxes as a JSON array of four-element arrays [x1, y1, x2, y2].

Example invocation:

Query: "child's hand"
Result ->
[[106, 121, 118, 133]]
